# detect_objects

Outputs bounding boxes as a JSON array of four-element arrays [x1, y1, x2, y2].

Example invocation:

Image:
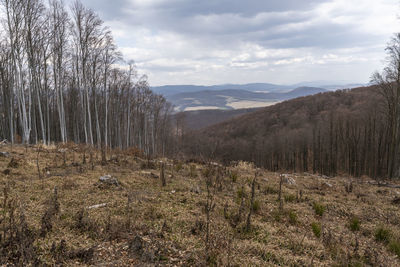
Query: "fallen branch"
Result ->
[[87, 203, 108, 210], [367, 181, 400, 189]]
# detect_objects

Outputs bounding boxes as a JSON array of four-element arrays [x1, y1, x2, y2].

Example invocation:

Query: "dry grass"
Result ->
[[0, 144, 399, 266]]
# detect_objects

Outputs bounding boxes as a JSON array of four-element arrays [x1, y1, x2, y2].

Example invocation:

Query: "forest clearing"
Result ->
[[0, 144, 399, 266]]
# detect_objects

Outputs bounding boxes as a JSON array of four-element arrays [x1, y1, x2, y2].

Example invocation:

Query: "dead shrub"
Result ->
[[0, 190, 40, 265], [74, 209, 99, 238], [7, 157, 19, 168]]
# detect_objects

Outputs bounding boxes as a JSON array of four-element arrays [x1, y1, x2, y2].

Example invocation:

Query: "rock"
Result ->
[[0, 152, 10, 157], [322, 182, 333, 188], [262, 177, 269, 182], [99, 174, 120, 186], [282, 175, 296, 185], [87, 203, 108, 209]]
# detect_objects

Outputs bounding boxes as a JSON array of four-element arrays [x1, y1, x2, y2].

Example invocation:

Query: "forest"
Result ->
[[0, 0, 172, 156]]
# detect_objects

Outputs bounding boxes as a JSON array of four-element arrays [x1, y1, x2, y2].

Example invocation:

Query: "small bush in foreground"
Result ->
[[313, 202, 326, 216], [284, 194, 296, 203], [311, 222, 321, 238], [252, 199, 260, 213], [389, 239, 400, 257], [375, 226, 391, 243], [288, 210, 297, 224], [349, 216, 360, 232], [230, 171, 238, 182]]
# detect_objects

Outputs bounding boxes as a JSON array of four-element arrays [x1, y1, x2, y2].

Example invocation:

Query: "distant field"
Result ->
[[184, 106, 221, 111], [226, 100, 279, 109]]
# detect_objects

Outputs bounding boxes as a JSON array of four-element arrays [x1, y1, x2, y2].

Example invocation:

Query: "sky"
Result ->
[[75, 0, 399, 86]]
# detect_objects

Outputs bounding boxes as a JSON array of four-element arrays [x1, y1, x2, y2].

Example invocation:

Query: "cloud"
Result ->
[[76, 0, 400, 85]]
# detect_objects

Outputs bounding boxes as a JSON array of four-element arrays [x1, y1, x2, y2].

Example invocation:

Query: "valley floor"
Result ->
[[0, 144, 399, 266]]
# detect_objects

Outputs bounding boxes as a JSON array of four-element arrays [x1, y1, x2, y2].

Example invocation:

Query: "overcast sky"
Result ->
[[76, 0, 399, 86]]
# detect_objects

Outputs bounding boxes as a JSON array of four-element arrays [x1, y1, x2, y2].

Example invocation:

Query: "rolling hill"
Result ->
[[167, 86, 328, 111], [183, 85, 389, 178], [151, 83, 292, 96]]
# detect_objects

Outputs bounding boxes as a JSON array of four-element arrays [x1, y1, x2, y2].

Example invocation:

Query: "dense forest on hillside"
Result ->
[[0, 0, 172, 155], [182, 86, 394, 178], [174, 107, 260, 131]]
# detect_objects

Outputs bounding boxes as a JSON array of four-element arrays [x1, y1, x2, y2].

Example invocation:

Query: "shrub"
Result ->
[[252, 200, 260, 213], [375, 226, 391, 243], [174, 162, 183, 172], [265, 186, 278, 195], [236, 187, 245, 204], [311, 222, 321, 238], [349, 216, 360, 232], [389, 239, 400, 257], [313, 202, 326, 216], [272, 209, 283, 222], [288, 210, 297, 224], [230, 170, 238, 182], [284, 194, 296, 203]]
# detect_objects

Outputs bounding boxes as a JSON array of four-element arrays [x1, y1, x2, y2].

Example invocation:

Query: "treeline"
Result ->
[[0, 0, 172, 155]]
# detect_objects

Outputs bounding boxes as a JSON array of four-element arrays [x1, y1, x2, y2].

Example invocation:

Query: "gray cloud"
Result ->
[[75, 0, 400, 85]]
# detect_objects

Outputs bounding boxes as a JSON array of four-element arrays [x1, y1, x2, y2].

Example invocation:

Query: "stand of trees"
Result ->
[[0, 0, 172, 155]]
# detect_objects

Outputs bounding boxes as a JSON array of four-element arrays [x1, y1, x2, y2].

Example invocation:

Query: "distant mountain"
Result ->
[[151, 82, 364, 96], [292, 81, 365, 89], [151, 83, 292, 96], [167, 86, 328, 111]]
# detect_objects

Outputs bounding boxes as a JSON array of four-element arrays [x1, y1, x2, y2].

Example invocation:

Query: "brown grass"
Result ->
[[0, 144, 399, 266]]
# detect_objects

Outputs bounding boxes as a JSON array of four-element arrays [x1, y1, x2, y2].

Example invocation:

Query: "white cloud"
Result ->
[[79, 0, 400, 85]]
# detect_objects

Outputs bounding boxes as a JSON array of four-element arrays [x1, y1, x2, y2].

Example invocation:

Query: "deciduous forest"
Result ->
[[0, 0, 172, 155]]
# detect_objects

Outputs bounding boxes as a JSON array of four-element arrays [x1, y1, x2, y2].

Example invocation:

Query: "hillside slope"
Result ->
[[0, 145, 399, 266], [174, 108, 261, 130], [184, 86, 389, 178]]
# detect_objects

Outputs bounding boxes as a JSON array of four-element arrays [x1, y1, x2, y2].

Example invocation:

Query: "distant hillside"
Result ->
[[183, 85, 390, 178], [151, 82, 364, 96], [168, 86, 328, 111], [174, 107, 260, 130], [151, 83, 292, 96]]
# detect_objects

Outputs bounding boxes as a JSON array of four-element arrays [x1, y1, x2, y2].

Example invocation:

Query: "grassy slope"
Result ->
[[0, 144, 399, 266]]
